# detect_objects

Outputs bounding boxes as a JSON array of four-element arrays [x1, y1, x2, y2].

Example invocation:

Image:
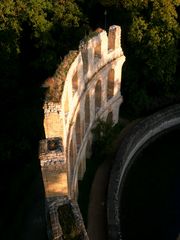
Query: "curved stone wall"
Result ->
[[107, 104, 180, 240], [39, 25, 125, 201]]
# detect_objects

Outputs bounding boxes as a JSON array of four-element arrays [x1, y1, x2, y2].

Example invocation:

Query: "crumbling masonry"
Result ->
[[39, 25, 125, 239]]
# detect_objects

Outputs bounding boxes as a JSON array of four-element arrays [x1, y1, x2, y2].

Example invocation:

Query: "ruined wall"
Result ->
[[38, 25, 125, 240], [39, 25, 125, 201]]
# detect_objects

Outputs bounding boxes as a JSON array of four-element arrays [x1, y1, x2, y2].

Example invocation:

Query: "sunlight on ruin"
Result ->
[[46, 173, 68, 196]]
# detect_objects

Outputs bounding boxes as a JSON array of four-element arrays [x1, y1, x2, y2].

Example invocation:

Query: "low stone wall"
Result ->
[[47, 196, 89, 240], [107, 104, 180, 240]]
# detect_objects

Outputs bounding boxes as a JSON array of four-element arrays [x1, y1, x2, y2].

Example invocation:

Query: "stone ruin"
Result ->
[[39, 25, 125, 239]]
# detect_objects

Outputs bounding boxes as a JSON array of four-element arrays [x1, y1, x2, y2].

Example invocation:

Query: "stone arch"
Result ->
[[107, 69, 114, 100], [75, 113, 81, 152], [107, 104, 180, 240], [95, 80, 102, 113], [106, 111, 113, 124], [40, 25, 126, 239], [72, 71, 78, 93], [85, 93, 90, 131]]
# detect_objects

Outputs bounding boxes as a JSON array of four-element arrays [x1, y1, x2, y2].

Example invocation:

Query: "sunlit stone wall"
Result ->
[[39, 25, 125, 200]]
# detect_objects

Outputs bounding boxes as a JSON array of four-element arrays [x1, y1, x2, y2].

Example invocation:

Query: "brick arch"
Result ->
[[107, 69, 115, 100], [95, 80, 102, 113]]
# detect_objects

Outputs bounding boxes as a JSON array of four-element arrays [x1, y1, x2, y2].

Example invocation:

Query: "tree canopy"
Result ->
[[0, 0, 88, 89], [91, 0, 180, 115]]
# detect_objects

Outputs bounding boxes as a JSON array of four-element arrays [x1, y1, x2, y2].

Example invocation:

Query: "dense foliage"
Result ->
[[0, 0, 88, 88], [1, 0, 179, 115], [0, 0, 88, 165], [91, 0, 180, 116], [0, 2, 87, 239]]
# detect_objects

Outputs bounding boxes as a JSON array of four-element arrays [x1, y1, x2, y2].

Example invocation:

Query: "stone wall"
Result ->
[[46, 197, 88, 240], [40, 25, 125, 200], [39, 25, 125, 240], [107, 104, 180, 240]]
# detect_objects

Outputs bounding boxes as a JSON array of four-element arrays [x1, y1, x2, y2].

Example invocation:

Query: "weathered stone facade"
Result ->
[[39, 25, 125, 239]]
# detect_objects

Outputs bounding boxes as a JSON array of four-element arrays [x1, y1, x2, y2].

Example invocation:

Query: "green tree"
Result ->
[[92, 0, 180, 116], [0, 0, 88, 87]]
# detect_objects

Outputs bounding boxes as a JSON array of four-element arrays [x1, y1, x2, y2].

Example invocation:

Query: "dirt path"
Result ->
[[87, 158, 112, 240]]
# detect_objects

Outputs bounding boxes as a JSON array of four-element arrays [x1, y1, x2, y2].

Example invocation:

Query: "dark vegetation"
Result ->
[[0, 0, 179, 239], [78, 120, 125, 226]]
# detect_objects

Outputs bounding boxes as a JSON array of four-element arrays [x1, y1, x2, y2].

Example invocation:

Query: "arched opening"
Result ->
[[94, 42, 101, 63], [108, 26, 120, 51], [78, 158, 86, 181], [107, 69, 114, 100], [72, 71, 78, 93], [86, 139, 92, 160], [85, 93, 90, 131], [106, 111, 113, 124], [70, 139, 74, 176], [75, 113, 81, 152], [95, 80, 101, 113], [108, 29, 116, 50]]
